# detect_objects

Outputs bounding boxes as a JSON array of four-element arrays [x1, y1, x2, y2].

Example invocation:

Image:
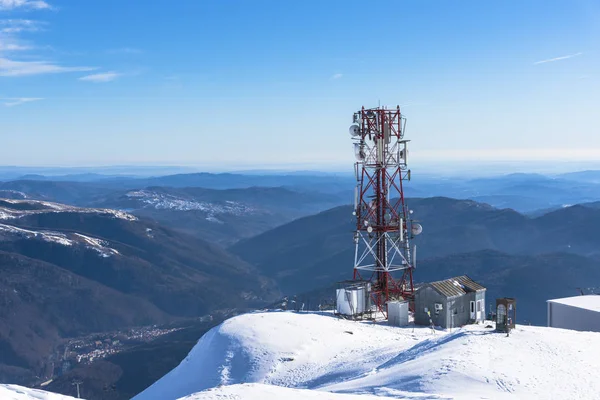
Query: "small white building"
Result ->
[[547, 295, 600, 332], [387, 301, 409, 327]]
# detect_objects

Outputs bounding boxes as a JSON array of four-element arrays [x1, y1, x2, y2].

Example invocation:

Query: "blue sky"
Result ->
[[0, 0, 598, 169]]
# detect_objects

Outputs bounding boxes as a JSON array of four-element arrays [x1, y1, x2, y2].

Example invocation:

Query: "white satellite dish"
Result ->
[[411, 223, 423, 236], [367, 226, 373, 233], [349, 124, 360, 137]]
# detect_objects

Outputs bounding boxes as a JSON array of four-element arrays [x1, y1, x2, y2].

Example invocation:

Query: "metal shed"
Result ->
[[547, 295, 600, 332], [414, 275, 486, 329]]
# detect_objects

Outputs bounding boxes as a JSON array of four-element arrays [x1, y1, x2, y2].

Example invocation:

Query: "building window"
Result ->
[[477, 301, 481, 312], [470, 301, 475, 313]]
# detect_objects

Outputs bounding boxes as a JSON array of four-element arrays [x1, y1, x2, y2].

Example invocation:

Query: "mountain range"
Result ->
[[2, 170, 600, 399], [231, 197, 600, 325], [0, 198, 277, 386], [0, 181, 346, 245]]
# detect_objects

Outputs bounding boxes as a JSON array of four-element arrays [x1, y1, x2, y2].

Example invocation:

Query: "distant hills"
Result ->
[[91, 186, 344, 245], [231, 197, 600, 326], [230, 197, 600, 294], [5, 169, 600, 214], [0, 180, 347, 245], [0, 199, 278, 385]]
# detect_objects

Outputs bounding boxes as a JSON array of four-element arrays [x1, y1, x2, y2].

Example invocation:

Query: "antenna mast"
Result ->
[[349, 105, 420, 317]]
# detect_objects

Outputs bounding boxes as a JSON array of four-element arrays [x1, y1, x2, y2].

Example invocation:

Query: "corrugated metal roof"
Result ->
[[429, 275, 485, 298], [456, 275, 486, 292]]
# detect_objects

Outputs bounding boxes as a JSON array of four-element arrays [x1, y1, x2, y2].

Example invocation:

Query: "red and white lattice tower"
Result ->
[[349, 106, 421, 318]]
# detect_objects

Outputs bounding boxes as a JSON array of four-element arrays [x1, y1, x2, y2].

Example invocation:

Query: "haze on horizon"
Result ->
[[1, 0, 599, 168]]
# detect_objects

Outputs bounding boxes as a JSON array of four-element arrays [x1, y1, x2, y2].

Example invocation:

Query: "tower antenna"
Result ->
[[348, 105, 421, 318]]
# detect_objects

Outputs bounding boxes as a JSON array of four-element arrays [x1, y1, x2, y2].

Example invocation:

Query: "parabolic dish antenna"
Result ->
[[412, 223, 423, 236]]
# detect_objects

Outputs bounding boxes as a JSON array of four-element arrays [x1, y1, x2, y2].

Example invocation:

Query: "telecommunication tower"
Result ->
[[349, 106, 421, 317]]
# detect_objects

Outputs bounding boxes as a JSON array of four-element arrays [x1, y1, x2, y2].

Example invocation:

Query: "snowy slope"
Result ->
[[0, 198, 131, 257], [135, 311, 600, 400], [0, 385, 77, 400], [126, 190, 255, 214], [0, 198, 136, 220], [0, 222, 120, 257], [183, 384, 400, 400]]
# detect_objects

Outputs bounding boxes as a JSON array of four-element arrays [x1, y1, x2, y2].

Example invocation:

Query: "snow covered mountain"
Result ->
[[0, 384, 77, 400], [134, 311, 600, 400]]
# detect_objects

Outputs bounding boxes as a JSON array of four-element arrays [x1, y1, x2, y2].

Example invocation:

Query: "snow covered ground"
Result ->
[[0, 385, 77, 400], [135, 311, 600, 400], [182, 384, 406, 400]]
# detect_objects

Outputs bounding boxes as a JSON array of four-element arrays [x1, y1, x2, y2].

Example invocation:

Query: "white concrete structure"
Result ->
[[547, 295, 600, 332], [336, 287, 367, 316], [387, 301, 409, 327]]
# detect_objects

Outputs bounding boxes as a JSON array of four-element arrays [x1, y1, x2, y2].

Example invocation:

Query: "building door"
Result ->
[[470, 301, 475, 320], [476, 300, 483, 321]]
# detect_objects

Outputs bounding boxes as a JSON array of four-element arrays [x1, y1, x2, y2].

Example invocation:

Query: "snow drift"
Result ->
[[134, 311, 600, 400]]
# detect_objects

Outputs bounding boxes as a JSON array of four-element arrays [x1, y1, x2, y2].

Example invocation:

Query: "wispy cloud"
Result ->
[[534, 52, 583, 65], [0, 20, 43, 53], [78, 71, 121, 82], [0, 57, 95, 76], [107, 47, 142, 55], [0, 19, 44, 33], [331, 73, 343, 80], [0, 42, 31, 51], [0, 0, 51, 10], [1, 97, 42, 106]]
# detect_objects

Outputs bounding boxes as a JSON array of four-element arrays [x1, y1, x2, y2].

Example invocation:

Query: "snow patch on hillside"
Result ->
[[125, 190, 255, 221], [0, 384, 77, 400], [0, 223, 74, 246], [73, 233, 120, 257], [0, 223, 120, 257], [0, 190, 28, 199], [134, 311, 600, 400], [0, 199, 137, 221]]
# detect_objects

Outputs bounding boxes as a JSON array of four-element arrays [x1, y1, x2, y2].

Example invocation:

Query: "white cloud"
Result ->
[[0, 19, 43, 33], [331, 73, 343, 80], [1, 97, 42, 106], [0, 57, 95, 76], [0, 0, 51, 10], [0, 20, 42, 52], [0, 42, 30, 51], [78, 71, 121, 83], [534, 52, 583, 65]]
